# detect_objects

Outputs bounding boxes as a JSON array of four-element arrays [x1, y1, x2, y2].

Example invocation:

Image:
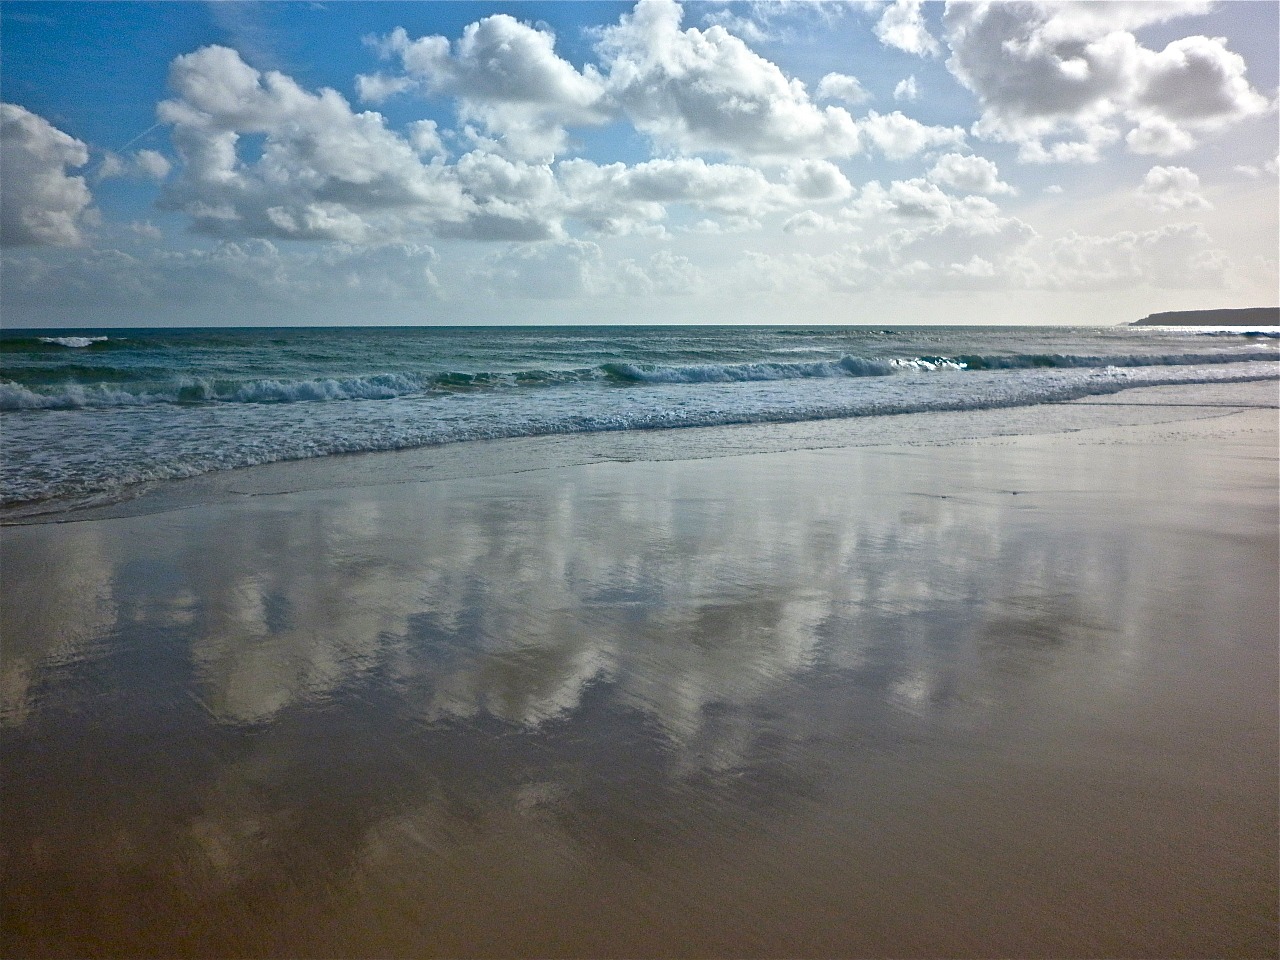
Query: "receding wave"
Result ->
[[2, 349, 1275, 411]]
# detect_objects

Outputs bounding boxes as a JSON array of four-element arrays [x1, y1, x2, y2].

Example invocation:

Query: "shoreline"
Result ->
[[4, 378, 1277, 527]]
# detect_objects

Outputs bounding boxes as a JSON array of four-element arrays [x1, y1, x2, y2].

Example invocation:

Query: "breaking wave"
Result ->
[[601, 355, 902, 383], [37, 336, 111, 348], [2, 348, 1276, 411]]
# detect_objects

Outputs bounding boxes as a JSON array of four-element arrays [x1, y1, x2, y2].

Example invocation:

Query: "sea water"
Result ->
[[2, 324, 1276, 516]]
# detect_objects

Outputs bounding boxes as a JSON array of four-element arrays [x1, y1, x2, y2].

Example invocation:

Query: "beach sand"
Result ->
[[2, 380, 1277, 958]]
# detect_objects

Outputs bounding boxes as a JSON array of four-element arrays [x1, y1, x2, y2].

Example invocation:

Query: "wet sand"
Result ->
[[2, 382, 1277, 958]]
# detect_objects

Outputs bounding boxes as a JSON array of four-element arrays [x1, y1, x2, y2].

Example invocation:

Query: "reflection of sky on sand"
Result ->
[[2, 422, 1276, 956], [0, 526, 117, 726], [5, 441, 1174, 756], [5, 449, 1158, 737], [175, 461, 1128, 751]]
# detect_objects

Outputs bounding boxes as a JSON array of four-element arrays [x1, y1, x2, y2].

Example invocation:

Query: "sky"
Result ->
[[1, 0, 1277, 327]]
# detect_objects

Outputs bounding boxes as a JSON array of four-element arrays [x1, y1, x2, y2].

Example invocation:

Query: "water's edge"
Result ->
[[6, 379, 1274, 528]]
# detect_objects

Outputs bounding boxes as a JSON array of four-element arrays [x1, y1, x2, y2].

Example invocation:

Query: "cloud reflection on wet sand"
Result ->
[[2, 416, 1276, 957]]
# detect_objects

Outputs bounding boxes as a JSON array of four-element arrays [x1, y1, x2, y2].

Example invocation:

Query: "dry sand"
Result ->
[[2, 381, 1277, 958]]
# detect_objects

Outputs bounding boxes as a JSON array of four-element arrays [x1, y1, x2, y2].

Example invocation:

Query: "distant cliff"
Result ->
[[1133, 307, 1279, 326]]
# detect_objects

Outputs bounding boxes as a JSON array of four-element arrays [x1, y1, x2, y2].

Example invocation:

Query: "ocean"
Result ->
[[2, 324, 1277, 518]]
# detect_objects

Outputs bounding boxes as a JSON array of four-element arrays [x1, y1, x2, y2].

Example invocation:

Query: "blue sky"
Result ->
[[2, 0, 1277, 326]]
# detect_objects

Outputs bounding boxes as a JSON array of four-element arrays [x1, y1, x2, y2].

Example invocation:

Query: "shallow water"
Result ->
[[1, 396, 1277, 957]]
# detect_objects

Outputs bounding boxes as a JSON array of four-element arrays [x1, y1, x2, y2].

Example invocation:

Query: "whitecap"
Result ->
[[38, 336, 109, 348]]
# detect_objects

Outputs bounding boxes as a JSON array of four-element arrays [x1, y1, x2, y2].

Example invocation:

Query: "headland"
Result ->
[[1132, 306, 1280, 325]]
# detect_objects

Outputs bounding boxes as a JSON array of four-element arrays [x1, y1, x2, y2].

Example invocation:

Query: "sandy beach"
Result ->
[[6, 0, 1279, 952], [2, 380, 1277, 958]]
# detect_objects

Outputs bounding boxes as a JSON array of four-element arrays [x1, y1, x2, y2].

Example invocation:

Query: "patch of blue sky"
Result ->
[[2, 4, 208, 144]]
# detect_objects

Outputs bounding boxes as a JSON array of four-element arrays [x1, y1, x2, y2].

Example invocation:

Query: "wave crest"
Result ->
[[38, 336, 110, 348], [2, 348, 1274, 412], [601, 355, 899, 383]]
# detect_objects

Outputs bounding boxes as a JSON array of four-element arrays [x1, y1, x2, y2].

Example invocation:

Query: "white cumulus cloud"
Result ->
[[1125, 115, 1197, 156], [97, 148, 172, 182], [156, 46, 481, 242], [875, 0, 940, 57], [859, 110, 966, 160], [355, 1, 964, 169], [817, 72, 871, 105], [594, 0, 863, 160], [360, 17, 608, 162], [1, 103, 95, 246], [853, 178, 1005, 224], [944, 2, 1270, 162], [555, 156, 852, 235], [1136, 165, 1211, 211], [927, 153, 1016, 195]]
